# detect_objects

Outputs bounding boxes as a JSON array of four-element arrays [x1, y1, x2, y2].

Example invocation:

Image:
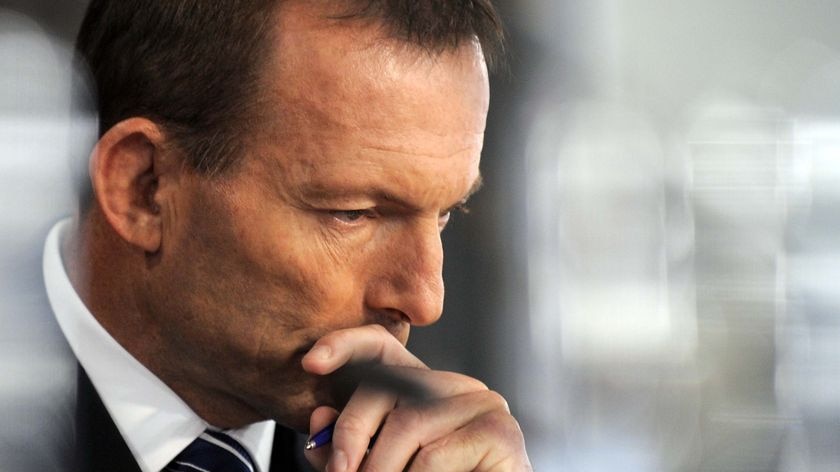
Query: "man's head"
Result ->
[[76, 0, 503, 175], [72, 0, 502, 431]]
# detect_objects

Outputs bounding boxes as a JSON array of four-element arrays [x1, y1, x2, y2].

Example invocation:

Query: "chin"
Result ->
[[268, 392, 331, 432], [276, 411, 312, 433], [254, 373, 336, 433]]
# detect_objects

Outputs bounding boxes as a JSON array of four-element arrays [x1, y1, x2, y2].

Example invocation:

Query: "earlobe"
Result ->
[[90, 118, 168, 253]]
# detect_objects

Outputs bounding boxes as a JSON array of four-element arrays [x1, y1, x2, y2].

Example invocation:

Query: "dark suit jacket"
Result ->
[[74, 367, 312, 472]]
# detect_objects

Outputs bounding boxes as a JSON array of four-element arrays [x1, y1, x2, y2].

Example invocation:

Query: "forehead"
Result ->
[[259, 2, 490, 150]]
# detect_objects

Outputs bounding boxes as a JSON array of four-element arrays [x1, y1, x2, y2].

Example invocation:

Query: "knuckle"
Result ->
[[384, 406, 424, 435], [488, 455, 533, 472], [481, 409, 524, 444], [368, 323, 391, 337], [361, 461, 387, 472], [412, 440, 451, 471], [484, 408, 510, 427], [483, 389, 511, 413], [467, 376, 489, 392], [366, 324, 396, 361], [334, 410, 370, 438], [446, 372, 488, 393]]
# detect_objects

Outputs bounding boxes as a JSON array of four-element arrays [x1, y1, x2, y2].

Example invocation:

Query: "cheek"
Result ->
[[223, 203, 372, 334], [164, 182, 377, 355]]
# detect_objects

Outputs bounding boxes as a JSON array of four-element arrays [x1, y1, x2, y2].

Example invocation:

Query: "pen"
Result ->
[[304, 421, 379, 451], [304, 422, 334, 450]]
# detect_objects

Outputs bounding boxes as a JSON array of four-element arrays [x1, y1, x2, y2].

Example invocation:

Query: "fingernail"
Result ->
[[308, 345, 332, 360], [329, 449, 347, 472]]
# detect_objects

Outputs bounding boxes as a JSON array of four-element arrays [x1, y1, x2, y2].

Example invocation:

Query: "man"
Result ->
[[46, 0, 531, 470]]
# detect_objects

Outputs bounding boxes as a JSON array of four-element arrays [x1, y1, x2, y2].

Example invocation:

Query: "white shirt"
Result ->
[[43, 218, 276, 472]]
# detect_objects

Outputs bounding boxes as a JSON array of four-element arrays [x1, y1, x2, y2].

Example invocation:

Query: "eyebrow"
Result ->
[[301, 173, 484, 213], [378, 173, 484, 214], [441, 174, 483, 215]]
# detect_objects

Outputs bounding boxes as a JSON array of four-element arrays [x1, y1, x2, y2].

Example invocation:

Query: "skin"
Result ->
[[67, 2, 531, 471]]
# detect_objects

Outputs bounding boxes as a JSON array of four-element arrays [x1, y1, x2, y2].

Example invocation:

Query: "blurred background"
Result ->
[[4, 1, 840, 471]]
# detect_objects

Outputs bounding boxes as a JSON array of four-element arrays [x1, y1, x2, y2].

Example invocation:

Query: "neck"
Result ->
[[65, 208, 153, 355], [65, 208, 265, 428]]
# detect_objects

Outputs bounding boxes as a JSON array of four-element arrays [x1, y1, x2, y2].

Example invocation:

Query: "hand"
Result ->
[[301, 324, 532, 472]]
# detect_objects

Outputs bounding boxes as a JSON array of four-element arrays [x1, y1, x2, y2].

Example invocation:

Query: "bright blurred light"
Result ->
[[0, 8, 95, 470], [510, 1, 840, 471]]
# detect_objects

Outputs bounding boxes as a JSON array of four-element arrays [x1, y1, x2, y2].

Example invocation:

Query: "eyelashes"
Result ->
[[329, 209, 376, 223], [326, 203, 470, 230]]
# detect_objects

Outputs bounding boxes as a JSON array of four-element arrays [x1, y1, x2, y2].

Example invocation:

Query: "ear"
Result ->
[[89, 117, 172, 253]]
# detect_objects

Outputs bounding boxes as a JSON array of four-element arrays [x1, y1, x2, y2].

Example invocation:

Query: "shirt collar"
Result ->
[[43, 218, 276, 472]]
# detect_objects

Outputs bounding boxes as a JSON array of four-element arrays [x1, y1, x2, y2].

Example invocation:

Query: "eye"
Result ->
[[329, 209, 374, 224]]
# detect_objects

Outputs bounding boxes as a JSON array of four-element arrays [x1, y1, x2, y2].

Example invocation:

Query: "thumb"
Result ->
[[304, 405, 339, 471]]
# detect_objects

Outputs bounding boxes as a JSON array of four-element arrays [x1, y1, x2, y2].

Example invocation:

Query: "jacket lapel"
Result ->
[[270, 423, 312, 471]]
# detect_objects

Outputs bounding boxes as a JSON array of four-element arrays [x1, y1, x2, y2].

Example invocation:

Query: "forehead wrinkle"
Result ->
[[271, 84, 485, 145], [265, 10, 489, 137], [263, 119, 483, 169], [358, 138, 482, 159]]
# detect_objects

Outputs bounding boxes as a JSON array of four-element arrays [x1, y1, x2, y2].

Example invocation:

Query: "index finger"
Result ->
[[301, 324, 428, 375]]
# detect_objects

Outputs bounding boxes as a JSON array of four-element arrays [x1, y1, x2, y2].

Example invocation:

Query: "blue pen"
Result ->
[[304, 422, 335, 450], [305, 421, 380, 451]]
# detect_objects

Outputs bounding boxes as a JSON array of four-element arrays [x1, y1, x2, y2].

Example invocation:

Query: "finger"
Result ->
[[329, 383, 396, 472], [407, 410, 532, 472], [329, 362, 434, 403], [304, 406, 339, 471], [332, 368, 488, 472], [363, 389, 510, 472], [302, 325, 427, 375]]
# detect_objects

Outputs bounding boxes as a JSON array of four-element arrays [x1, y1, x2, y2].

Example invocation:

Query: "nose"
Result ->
[[365, 218, 445, 327]]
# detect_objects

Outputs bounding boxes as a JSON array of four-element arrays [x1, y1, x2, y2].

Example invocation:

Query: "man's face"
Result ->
[[146, 6, 488, 430]]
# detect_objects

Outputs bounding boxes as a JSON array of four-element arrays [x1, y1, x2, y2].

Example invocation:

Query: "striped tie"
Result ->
[[166, 430, 256, 472]]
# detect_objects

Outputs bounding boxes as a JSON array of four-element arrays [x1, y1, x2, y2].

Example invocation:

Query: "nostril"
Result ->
[[374, 309, 410, 330], [361, 308, 409, 340]]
